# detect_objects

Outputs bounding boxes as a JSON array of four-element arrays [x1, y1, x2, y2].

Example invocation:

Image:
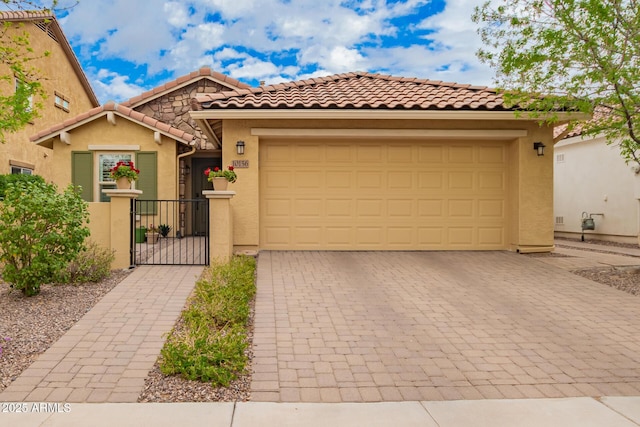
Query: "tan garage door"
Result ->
[[259, 139, 508, 250]]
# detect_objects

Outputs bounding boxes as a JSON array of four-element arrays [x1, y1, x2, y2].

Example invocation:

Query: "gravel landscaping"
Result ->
[[1, 243, 639, 402]]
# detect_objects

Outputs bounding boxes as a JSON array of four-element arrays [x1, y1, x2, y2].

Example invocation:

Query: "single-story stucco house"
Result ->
[[30, 68, 583, 262]]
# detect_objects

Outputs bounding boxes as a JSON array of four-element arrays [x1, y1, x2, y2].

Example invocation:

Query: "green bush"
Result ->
[[0, 179, 90, 296], [56, 241, 115, 284], [159, 255, 256, 386], [0, 174, 44, 199]]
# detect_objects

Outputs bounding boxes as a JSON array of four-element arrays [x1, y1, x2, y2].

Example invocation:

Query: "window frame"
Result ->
[[96, 152, 135, 202]]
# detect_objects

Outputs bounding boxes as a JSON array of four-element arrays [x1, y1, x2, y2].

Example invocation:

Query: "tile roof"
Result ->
[[30, 101, 195, 145], [196, 71, 507, 111], [1, 11, 99, 107], [121, 67, 251, 108]]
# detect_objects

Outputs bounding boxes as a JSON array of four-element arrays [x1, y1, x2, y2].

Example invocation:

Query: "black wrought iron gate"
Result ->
[[130, 199, 209, 266]]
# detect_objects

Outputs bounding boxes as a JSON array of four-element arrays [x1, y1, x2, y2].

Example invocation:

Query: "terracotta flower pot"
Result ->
[[212, 177, 229, 191], [116, 177, 131, 189]]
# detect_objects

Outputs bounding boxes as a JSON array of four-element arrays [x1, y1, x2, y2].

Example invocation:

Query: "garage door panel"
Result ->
[[294, 171, 322, 189], [357, 171, 383, 188], [295, 144, 322, 161], [326, 199, 352, 217], [357, 144, 384, 162], [388, 171, 413, 189], [479, 171, 506, 191], [388, 145, 413, 162], [356, 227, 384, 245], [388, 227, 414, 245], [418, 171, 444, 189], [260, 140, 507, 250], [388, 199, 413, 217], [326, 172, 352, 189], [448, 199, 474, 217], [357, 199, 383, 216], [294, 199, 323, 217], [418, 199, 444, 217], [419, 145, 445, 163], [448, 171, 474, 190]]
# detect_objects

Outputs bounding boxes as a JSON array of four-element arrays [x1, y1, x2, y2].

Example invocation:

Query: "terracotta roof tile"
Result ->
[[120, 67, 251, 108], [30, 102, 195, 144], [197, 71, 507, 111]]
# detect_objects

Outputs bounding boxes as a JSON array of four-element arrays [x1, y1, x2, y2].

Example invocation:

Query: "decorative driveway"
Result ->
[[251, 251, 640, 402]]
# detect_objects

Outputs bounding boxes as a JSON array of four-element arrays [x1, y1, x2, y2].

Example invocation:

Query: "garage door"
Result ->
[[259, 139, 508, 250]]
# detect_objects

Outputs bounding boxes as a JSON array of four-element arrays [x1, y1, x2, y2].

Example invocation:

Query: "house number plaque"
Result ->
[[232, 160, 250, 168]]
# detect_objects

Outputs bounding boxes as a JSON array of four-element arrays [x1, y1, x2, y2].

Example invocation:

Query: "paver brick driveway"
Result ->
[[251, 251, 640, 402]]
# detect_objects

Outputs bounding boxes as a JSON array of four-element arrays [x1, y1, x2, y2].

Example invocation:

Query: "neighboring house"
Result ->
[[191, 72, 570, 253], [0, 11, 99, 178], [554, 131, 640, 244]]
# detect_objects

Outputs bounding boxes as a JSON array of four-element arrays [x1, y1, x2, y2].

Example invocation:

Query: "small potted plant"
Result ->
[[204, 165, 237, 191], [110, 160, 140, 189], [145, 224, 159, 244], [158, 224, 171, 238]]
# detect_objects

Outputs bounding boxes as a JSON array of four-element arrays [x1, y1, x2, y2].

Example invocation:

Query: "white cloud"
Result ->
[[91, 69, 147, 102], [56, 0, 497, 102]]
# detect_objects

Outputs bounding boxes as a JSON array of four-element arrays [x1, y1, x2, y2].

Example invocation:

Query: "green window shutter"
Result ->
[[136, 152, 157, 214], [71, 151, 93, 202]]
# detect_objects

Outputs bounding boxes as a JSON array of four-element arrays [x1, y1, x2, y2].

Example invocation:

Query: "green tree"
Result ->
[[0, 1, 58, 143], [473, 0, 640, 164], [0, 178, 90, 296]]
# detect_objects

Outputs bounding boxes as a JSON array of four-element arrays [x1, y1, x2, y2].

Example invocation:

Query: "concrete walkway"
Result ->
[[0, 265, 203, 403], [4, 397, 640, 426]]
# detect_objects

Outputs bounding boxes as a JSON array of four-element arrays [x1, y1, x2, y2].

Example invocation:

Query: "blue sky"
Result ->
[[48, 0, 495, 104]]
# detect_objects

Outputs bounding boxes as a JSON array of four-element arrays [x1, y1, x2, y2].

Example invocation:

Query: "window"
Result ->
[[11, 166, 33, 175], [98, 153, 133, 202], [71, 151, 157, 204], [54, 92, 70, 112]]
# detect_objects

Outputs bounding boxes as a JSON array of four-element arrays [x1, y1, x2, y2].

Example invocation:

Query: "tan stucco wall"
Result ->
[[222, 118, 555, 252], [87, 202, 111, 247], [48, 117, 179, 204], [0, 21, 95, 179]]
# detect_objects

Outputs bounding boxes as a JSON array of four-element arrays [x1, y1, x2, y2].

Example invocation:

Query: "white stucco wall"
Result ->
[[554, 134, 640, 242]]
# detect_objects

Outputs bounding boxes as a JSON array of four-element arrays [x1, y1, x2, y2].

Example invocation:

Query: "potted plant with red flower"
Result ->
[[204, 165, 237, 190], [109, 161, 140, 189]]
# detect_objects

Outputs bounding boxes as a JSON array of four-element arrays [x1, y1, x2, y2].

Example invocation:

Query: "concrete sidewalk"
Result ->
[[3, 397, 640, 426]]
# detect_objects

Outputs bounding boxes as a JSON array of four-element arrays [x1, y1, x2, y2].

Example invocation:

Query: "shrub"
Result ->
[[56, 241, 115, 284], [159, 255, 256, 386], [0, 180, 90, 296], [0, 174, 44, 199]]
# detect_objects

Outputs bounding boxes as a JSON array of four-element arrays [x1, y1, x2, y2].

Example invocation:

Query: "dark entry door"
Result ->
[[192, 157, 220, 236]]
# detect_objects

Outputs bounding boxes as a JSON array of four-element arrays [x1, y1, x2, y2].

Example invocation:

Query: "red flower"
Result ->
[[214, 167, 220, 172], [204, 168, 211, 176], [228, 165, 234, 171]]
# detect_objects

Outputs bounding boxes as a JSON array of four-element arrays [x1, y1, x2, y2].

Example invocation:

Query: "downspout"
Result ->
[[177, 142, 197, 238]]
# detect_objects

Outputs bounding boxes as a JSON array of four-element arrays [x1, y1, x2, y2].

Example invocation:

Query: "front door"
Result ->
[[192, 157, 220, 236]]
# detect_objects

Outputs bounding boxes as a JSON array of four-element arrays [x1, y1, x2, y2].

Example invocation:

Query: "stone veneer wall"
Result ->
[[134, 79, 226, 150]]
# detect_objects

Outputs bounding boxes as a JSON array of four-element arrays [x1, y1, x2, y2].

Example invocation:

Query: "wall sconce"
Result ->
[[184, 165, 190, 175], [533, 142, 546, 156], [236, 140, 245, 155]]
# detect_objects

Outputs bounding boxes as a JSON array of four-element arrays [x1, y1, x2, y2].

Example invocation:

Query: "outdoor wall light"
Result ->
[[185, 165, 191, 175], [236, 140, 245, 155], [533, 141, 546, 156]]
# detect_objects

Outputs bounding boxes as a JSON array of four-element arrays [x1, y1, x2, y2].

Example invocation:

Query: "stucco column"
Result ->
[[203, 190, 236, 263], [102, 189, 142, 269]]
